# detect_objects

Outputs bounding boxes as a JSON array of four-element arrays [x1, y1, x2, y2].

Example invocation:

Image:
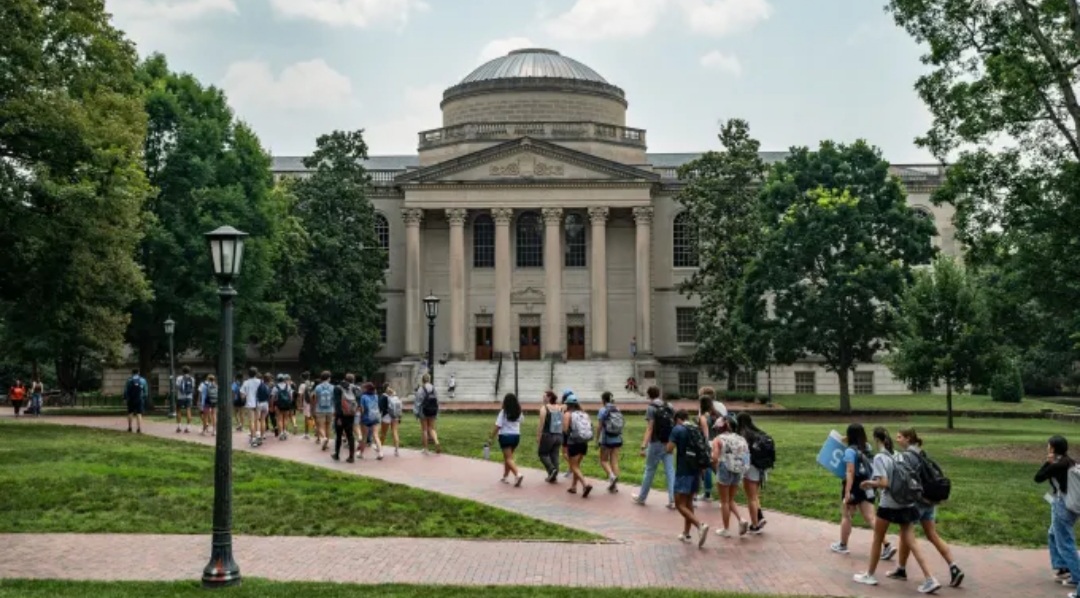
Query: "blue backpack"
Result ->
[[362, 394, 380, 424]]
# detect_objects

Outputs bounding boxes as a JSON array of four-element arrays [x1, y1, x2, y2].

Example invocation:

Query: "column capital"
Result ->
[[541, 207, 564, 225], [588, 206, 609, 224], [445, 208, 467, 226], [491, 207, 513, 225], [632, 206, 654, 225], [402, 208, 424, 227]]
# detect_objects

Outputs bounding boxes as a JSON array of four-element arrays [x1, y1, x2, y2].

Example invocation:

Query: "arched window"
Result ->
[[516, 211, 544, 268], [564, 212, 586, 268], [673, 211, 699, 268], [473, 214, 495, 268], [374, 212, 390, 251]]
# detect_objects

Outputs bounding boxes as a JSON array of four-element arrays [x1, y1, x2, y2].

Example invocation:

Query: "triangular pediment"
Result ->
[[396, 137, 659, 183]]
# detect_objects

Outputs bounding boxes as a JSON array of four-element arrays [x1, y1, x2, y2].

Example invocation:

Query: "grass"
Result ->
[[0, 422, 594, 542], [400, 412, 1064, 548], [0, 580, 828, 598], [772, 393, 1071, 412]]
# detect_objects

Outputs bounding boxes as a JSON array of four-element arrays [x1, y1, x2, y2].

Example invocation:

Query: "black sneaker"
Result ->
[[949, 565, 964, 588], [886, 568, 908, 580], [331, 453, 340, 461]]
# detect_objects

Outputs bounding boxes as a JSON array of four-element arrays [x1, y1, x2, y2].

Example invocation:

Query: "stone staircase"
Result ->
[[501, 359, 552, 403], [434, 360, 500, 403], [553, 360, 642, 404]]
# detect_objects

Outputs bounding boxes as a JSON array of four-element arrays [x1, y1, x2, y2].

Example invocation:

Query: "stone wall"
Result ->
[[442, 91, 626, 127]]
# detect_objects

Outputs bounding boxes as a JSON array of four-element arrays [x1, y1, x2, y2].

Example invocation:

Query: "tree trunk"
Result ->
[[726, 362, 738, 392], [838, 370, 852, 414], [946, 380, 954, 430], [54, 352, 79, 398]]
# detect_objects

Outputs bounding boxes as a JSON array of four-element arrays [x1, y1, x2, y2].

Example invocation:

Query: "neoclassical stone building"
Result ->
[[259, 48, 955, 401]]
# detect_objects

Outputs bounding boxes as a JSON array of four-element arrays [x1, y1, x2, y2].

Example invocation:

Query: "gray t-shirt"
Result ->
[[872, 450, 915, 509]]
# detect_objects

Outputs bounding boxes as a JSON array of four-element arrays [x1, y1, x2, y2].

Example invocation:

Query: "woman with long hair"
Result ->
[[697, 389, 726, 502], [537, 390, 564, 482], [597, 391, 623, 493], [378, 386, 402, 457], [830, 423, 897, 561], [1037, 434, 1080, 592], [736, 412, 767, 533], [852, 426, 940, 593], [710, 415, 749, 537], [489, 393, 525, 486], [562, 394, 594, 498], [416, 374, 441, 454]]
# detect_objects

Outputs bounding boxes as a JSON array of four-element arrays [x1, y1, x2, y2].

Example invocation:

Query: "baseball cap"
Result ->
[[564, 393, 579, 405]]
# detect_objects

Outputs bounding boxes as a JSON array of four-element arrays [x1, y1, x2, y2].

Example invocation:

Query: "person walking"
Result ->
[[488, 392, 524, 486], [416, 374, 441, 454], [891, 427, 964, 588], [297, 371, 313, 440], [711, 415, 749, 537], [632, 386, 676, 509], [175, 366, 195, 434], [562, 394, 593, 498], [537, 390, 564, 482], [737, 412, 771, 533], [696, 390, 727, 502], [253, 373, 273, 447], [272, 374, 294, 440], [232, 373, 245, 432], [199, 375, 218, 436], [597, 391, 624, 493], [358, 382, 384, 460], [852, 426, 940, 593], [239, 368, 261, 446], [332, 373, 359, 463], [831, 423, 898, 560], [312, 371, 334, 451], [8, 379, 26, 417], [447, 373, 456, 399], [1036, 434, 1080, 594], [29, 378, 43, 416], [668, 409, 709, 547], [123, 369, 146, 433], [378, 386, 403, 456]]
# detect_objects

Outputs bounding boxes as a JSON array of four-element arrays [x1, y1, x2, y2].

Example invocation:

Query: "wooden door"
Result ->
[[475, 327, 492, 360], [519, 326, 541, 360], [566, 326, 585, 360]]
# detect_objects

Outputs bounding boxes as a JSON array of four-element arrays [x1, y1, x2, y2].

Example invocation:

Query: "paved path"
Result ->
[[0, 415, 1058, 597]]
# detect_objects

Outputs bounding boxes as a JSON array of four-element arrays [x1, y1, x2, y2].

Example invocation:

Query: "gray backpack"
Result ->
[[888, 451, 924, 505], [1065, 466, 1080, 514]]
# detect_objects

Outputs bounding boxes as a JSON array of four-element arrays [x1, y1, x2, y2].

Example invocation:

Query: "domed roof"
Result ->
[[460, 49, 609, 85]]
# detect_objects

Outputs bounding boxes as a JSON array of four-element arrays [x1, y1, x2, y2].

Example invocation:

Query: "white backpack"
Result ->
[[1066, 465, 1080, 514], [719, 432, 750, 475], [569, 411, 593, 443], [388, 394, 403, 419]]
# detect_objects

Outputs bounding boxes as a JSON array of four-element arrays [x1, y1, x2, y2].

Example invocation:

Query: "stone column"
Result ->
[[446, 208, 467, 360], [633, 207, 653, 355], [402, 208, 424, 358], [588, 207, 609, 358], [492, 208, 513, 356], [542, 207, 563, 359]]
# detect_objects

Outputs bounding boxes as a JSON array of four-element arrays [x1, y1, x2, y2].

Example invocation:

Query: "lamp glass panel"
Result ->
[[220, 238, 235, 276], [232, 238, 245, 276], [210, 239, 223, 275]]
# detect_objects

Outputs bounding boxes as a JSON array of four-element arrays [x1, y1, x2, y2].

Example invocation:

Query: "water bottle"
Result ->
[[482, 442, 491, 460]]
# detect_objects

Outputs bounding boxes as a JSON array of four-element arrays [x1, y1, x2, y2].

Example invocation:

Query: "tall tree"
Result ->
[[749, 141, 936, 412], [888, 257, 993, 429], [126, 55, 291, 377], [0, 0, 150, 394], [888, 0, 1080, 362], [676, 119, 771, 389], [288, 130, 385, 375]]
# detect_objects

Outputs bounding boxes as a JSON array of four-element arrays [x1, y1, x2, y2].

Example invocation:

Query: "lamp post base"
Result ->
[[201, 549, 241, 588]]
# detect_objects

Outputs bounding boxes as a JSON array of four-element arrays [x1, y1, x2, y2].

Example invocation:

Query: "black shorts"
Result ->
[[126, 398, 144, 415], [877, 506, 920, 525], [498, 434, 520, 450], [567, 442, 588, 458], [276, 400, 294, 412], [842, 480, 872, 505]]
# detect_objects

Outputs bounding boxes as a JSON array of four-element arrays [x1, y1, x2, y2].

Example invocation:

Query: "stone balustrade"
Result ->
[[418, 121, 647, 150]]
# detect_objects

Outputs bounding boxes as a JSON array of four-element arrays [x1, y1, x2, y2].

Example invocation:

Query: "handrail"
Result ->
[[513, 351, 519, 399], [494, 353, 503, 402], [548, 356, 555, 392]]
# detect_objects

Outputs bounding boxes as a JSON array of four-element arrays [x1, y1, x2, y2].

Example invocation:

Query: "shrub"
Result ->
[[722, 390, 765, 403], [991, 362, 1024, 403]]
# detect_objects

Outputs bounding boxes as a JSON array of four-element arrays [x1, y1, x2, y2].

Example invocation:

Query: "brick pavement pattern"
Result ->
[[0, 415, 1058, 597]]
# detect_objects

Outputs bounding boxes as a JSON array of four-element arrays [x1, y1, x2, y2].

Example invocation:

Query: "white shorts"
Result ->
[[256, 402, 269, 415], [745, 465, 765, 483], [303, 404, 312, 418], [381, 414, 399, 425]]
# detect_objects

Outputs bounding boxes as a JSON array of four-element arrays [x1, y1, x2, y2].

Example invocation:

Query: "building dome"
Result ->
[[460, 49, 609, 85]]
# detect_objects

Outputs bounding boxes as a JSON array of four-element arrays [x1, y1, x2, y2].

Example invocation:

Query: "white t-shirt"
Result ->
[[176, 375, 195, 398], [495, 410, 523, 436], [872, 451, 912, 509], [241, 377, 261, 409]]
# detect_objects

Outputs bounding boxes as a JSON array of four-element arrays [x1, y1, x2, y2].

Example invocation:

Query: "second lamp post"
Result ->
[[423, 292, 440, 381]]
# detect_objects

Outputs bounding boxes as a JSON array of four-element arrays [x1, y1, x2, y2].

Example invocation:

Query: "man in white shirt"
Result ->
[[240, 367, 262, 445], [175, 366, 195, 434]]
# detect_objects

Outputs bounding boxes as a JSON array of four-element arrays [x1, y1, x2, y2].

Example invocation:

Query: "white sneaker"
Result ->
[[715, 528, 732, 538], [830, 542, 850, 554], [853, 573, 878, 586], [697, 524, 709, 548], [917, 578, 942, 594], [677, 533, 691, 543], [631, 495, 646, 505], [739, 521, 750, 536]]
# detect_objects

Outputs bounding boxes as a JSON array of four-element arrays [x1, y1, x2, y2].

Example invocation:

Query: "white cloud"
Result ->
[[544, 0, 667, 41], [363, 84, 445, 153], [699, 50, 741, 75], [222, 59, 356, 111], [106, 0, 237, 54], [268, 0, 428, 29], [108, 0, 237, 21], [478, 37, 537, 64], [678, 0, 771, 36]]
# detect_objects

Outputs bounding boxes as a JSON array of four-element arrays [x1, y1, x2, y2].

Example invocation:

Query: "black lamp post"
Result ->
[[423, 291, 440, 381], [165, 317, 176, 417], [202, 225, 247, 588]]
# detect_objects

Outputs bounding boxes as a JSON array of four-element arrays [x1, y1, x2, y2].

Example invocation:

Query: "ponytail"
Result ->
[[873, 426, 894, 454]]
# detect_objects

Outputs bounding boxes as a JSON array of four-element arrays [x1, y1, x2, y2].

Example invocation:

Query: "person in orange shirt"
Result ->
[[9, 380, 27, 417]]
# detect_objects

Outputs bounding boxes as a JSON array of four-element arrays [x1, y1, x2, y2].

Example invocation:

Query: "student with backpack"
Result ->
[[272, 374, 294, 441], [416, 374, 442, 454], [232, 374, 245, 432], [737, 412, 773, 534], [852, 427, 940, 593], [597, 391, 624, 493], [1036, 434, 1080, 593], [831, 423, 898, 560], [633, 386, 676, 509], [252, 373, 273, 447], [332, 373, 359, 463], [488, 392, 525, 487], [562, 394, 594, 498], [537, 390, 564, 482], [711, 415, 749, 537], [297, 371, 313, 440], [892, 428, 964, 588], [378, 386, 403, 456], [124, 369, 147, 433], [667, 409, 710, 548], [697, 391, 727, 502], [312, 371, 335, 451], [357, 382, 384, 460], [175, 366, 196, 434], [199, 375, 218, 436]]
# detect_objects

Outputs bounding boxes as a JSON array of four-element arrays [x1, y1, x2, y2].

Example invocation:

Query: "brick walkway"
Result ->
[[0, 415, 1057, 597]]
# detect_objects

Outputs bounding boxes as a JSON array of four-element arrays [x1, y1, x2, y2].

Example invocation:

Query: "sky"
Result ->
[[104, 0, 937, 163]]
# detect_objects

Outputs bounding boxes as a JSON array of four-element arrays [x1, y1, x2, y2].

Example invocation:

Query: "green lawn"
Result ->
[[773, 393, 1071, 412], [0, 580, 827, 598], [399, 412, 1063, 548], [0, 423, 594, 541]]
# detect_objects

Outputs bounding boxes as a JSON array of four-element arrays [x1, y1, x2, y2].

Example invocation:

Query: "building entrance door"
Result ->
[[475, 326, 492, 360], [566, 326, 585, 360], [519, 326, 541, 360]]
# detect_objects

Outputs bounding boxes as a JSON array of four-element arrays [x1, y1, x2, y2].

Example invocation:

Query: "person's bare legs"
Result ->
[[391, 420, 400, 451], [864, 517, 890, 576], [742, 479, 761, 526], [675, 494, 702, 535], [420, 418, 430, 452], [569, 454, 587, 491], [610, 446, 621, 478], [900, 523, 935, 579], [899, 520, 953, 569], [426, 418, 441, 451], [599, 447, 614, 479]]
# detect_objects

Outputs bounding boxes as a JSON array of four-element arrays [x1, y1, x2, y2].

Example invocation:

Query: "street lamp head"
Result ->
[[423, 291, 440, 320], [164, 317, 175, 335], [205, 226, 249, 284]]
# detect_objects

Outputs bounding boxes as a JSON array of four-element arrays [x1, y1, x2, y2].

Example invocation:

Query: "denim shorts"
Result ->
[[176, 397, 192, 409], [917, 504, 937, 522], [745, 465, 764, 483], [716, 465, 743, 487], [674, 474, 701, 496]]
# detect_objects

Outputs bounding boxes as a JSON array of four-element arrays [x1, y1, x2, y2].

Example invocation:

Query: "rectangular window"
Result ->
[[678, 371, 699, 397], [735, 371, 757, 393], [854, 371, 874, 395], [675, 307, 697, 343], [377, 309, 387, 344], [795, 371, 816, 395]]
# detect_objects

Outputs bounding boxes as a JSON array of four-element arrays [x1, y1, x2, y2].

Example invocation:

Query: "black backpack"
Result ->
[[912, 450, 951, 504], [652, 404, 675, 443], [683, 425, 712, 472], [124, 377, 142, 403], [749, 432, 776, 470]]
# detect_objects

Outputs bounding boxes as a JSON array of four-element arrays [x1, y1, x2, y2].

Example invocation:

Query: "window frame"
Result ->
[[675, 307, 697, 344], [853, 371, 874, 395], [673, 211, 699, 268], [734, 371, 757, 393], [515, 211, 544, 268], [678, 371, 699, 397], [377, 309, 388, 345], [473, 214, 495, 268], [794, 371, 816, 395], [564, 212, 586, 268]]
